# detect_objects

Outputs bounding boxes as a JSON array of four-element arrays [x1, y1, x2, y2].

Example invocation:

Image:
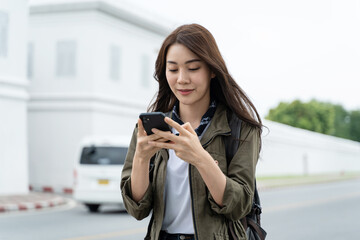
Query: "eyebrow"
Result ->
[[167, 59, 201, 64]]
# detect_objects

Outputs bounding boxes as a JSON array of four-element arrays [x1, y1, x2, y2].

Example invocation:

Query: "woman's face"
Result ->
[[165, 43, 215, 109]]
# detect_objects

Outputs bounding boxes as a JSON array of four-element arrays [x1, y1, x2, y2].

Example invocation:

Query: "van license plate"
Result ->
[[98, 179, 109, 185]]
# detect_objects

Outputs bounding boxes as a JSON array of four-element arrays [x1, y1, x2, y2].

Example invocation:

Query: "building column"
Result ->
[[0, 0, 29, 195]]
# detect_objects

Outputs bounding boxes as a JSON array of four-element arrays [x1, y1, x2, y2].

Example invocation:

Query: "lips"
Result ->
[[178, 89, 194, 95]]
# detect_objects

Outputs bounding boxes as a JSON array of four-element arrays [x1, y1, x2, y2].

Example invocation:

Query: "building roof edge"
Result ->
[[29, 1, 171, 36]]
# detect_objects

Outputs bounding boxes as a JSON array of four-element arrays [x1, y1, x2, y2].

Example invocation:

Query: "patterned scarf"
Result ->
[[171, 99, 217, 136]]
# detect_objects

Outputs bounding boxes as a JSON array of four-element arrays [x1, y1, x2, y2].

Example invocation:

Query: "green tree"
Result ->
[[349, 110, 360, 142], [266, 99, 360, 142], [332, 104, 351, 139], [266, 99, 334, 134]]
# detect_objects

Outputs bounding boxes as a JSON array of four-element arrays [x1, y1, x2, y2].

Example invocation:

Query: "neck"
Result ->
[[179, 98, 210, 129]]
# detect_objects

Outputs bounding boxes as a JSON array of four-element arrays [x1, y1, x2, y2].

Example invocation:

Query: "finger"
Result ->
[[137, 118, 147, 136], [152, 129, 178, 142], [148, 140, 176, 150], [153, 137, 171, 143], [148, 134, 167, 141], [164, 117, 190, 136], [182, 122, 197, 135]]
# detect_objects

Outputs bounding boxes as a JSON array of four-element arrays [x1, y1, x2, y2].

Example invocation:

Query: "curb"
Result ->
[[29, 185, 73, 194], [257, 174, 360, 191], [0, 193, 67, 213]]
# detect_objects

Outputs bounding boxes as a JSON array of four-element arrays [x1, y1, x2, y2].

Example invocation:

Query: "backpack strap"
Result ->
[[144, 213, 153, 240], [253, 181, 262, 224], [225, 111, 242, 164], [224, 111, 265, 239]]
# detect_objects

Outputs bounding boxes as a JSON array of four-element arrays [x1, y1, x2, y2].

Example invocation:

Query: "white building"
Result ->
[[27, 1, 170, 193], [0, 0, 29, 195]]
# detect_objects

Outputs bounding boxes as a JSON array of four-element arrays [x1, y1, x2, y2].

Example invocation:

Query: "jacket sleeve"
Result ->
[[208, 123, 260, 221], [120, 125, 153, 220]]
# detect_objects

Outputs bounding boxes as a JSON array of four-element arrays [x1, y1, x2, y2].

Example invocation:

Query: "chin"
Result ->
[[177, 98, 194, 105]]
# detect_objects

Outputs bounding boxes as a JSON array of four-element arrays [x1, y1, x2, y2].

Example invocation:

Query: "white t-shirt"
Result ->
[[161, 147, 193, 234], [161, 125, 210, 234]]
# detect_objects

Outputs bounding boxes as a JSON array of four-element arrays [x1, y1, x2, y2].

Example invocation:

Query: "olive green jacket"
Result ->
[[120, 103, 260, 240]]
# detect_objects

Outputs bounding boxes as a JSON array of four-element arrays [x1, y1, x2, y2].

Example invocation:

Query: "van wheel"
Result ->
[[86, 204, 100, 212]]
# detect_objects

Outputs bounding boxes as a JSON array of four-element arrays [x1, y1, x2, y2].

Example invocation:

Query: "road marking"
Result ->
[[265, 191, 360, 213], [62, 227, 147, 240]]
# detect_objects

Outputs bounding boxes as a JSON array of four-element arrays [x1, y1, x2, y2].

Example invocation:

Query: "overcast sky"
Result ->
[[30, 0, 360, 117]]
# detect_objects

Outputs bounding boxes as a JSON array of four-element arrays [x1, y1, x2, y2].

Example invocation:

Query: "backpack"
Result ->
[[225, 112, 267, 240]]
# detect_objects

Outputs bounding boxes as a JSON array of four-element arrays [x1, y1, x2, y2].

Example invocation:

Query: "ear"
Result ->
[[211, 72, 216, 79]]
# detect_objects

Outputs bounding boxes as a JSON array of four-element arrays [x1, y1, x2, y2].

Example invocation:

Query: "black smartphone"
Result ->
[[139, 112, 172, 135]]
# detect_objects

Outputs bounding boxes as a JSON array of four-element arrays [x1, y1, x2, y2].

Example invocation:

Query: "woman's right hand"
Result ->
[[134, 118, 168, 163], [131, 118, 168, 202]]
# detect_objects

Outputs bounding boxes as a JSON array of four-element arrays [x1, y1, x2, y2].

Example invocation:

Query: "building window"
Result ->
[[141, 54, 150, 87], [56, 40, 77, 77], [0, 11, 9, 57], [27, 42, 34, 79], [109, 45, 121, 81]]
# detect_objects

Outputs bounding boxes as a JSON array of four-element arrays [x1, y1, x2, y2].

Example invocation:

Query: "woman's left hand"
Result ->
[[148, 117, 207, 166]]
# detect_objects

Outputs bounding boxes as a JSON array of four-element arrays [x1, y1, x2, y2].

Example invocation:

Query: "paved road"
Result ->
[[260, 178, 360, 239], [0, 202, 149, 240], [0, 179, 359, 240]]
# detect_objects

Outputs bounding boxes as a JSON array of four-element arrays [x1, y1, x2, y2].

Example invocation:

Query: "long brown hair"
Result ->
[[148, 23, 262, 131]]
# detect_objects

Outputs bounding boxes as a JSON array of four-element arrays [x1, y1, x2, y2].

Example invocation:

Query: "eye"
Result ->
[[168, 69, 178, 72], [189, 67, 200, 71]]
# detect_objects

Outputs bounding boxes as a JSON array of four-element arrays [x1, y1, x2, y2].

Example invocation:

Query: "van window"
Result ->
[[80, 146, 128, 165]]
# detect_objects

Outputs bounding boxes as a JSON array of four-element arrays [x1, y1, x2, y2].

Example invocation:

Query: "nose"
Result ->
[[177, 69, 190, 84]]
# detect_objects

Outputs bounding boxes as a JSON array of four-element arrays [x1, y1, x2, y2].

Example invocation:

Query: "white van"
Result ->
[[73, 135, 129, 212]]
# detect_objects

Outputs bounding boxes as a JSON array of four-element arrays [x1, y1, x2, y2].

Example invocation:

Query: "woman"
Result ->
[[121, 24, 262, 240]]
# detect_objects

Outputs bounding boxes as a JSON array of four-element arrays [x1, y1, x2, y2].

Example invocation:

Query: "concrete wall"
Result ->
[[0, 0, 29, 195], [257, 120, 360, 176]]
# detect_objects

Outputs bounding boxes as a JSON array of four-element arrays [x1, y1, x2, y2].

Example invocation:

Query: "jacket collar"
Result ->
[[200, 103, 231, 146], [171, 99, 217, 137]]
